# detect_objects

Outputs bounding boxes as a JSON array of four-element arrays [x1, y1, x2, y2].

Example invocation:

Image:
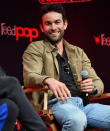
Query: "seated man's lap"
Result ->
[[48, 97, 87, 126], [84, 103, 110, 130], [48, 97, 110, 130]]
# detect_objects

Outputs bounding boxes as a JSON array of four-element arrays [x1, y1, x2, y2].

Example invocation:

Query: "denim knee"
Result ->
[[51, 99, 87, 131], [62, 113, 87, 131]]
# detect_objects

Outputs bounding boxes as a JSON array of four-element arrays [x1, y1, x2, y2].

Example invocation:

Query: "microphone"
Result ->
[[81, 70, 88, 81], [80, 70, 88, 96], [80, 70, 89, 105]]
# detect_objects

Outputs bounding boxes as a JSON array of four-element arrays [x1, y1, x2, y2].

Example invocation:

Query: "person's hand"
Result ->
[[43, 78, 71, 102], [78, 79, 94, 93]]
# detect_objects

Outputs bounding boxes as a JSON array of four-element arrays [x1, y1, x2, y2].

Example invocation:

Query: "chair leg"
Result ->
[[49, 123, 59, 131]]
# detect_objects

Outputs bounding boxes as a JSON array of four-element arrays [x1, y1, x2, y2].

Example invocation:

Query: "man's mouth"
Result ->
[[49, 31, 60, 37]]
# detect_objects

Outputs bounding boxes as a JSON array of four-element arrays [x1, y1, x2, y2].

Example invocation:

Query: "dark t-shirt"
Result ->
[[50, 47, 89, 105], [56, 48, 82, 98]]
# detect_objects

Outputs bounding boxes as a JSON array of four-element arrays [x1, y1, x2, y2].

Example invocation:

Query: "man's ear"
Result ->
[[64, 20, 68, 30], [39, 24, 44, 32]]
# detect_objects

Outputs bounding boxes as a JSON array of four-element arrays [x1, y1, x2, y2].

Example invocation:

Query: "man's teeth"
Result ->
[[51, 32, 59, 35]]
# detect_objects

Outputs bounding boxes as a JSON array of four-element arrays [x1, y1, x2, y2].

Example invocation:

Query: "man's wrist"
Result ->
[[43, 77, 52, 85], [91, 86, 97, 95]]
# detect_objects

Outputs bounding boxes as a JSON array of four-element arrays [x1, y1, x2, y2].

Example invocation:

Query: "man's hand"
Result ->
[[78, 78, 94, 93], [43, 78, 71, 102]]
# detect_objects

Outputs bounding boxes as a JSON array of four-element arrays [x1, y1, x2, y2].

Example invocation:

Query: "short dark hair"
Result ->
[[40, 4, 66, 22]]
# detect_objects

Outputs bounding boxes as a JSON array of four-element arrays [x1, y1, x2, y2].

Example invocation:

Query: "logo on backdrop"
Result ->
[[94, 34, 110, 47], [39, 0, 92, 4], [0, 23, 39, 42]]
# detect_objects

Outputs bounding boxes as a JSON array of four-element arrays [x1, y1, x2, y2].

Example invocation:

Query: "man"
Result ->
[[0, 67, 47, 131], [23, 4, 110, 131]]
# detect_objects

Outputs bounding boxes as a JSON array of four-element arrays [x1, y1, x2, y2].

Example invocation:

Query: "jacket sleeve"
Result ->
[[80, 48, 104, 97], [22, 41, 50, 88]]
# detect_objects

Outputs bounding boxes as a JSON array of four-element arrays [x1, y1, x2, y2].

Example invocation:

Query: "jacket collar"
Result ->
[[43, 40, 58, 53], [43, 39, 77, 77], [43, 39, 75, 53]]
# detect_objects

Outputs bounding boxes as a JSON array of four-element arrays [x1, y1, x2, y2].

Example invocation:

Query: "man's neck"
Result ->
[[54, 40, 63, 56]]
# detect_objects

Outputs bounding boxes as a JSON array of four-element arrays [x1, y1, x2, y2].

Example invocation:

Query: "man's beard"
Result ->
[[45, 31, 64, 45]]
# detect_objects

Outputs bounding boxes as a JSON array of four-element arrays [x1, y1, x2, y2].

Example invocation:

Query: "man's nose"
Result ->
[[51, 23, 57, 30]]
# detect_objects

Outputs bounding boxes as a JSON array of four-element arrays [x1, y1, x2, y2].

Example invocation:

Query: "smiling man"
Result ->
[[40, 11, 67, 45], [23, 4, 110, 131]]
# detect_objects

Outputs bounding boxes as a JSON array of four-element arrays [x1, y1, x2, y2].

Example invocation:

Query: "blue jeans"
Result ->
[[48, 97, 110, 131]]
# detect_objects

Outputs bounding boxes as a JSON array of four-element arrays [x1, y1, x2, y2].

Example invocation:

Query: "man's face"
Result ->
[[40, 11, 68, 44]]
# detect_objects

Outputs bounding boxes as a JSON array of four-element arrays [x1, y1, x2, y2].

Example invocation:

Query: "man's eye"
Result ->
[[45, 22, 51, 26], [55, 21, 61, 24]]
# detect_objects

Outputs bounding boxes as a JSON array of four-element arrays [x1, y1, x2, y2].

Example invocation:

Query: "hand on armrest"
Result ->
[[43, 77, 71, 102]]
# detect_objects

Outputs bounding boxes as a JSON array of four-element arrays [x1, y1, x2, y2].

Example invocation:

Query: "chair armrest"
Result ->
[[23, 85, 49, 110], [100, 93, 110, 98], [89, 93, 110, 102], [23, 85, 48, 93]]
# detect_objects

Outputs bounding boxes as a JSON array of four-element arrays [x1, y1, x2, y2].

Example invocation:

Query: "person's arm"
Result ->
[[79, 49, 104, 97], [23, 41, 71, 102], [23, 41, 50, 88], [43, 77, 71, 102]]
